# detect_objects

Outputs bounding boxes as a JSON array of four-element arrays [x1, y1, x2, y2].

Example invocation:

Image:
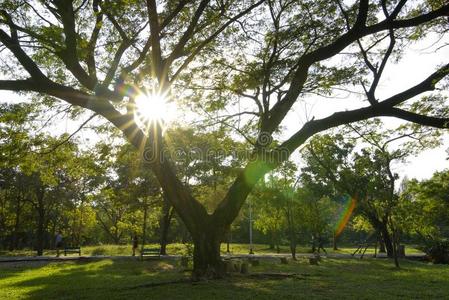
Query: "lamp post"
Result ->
[[249, 197, 254, 254]]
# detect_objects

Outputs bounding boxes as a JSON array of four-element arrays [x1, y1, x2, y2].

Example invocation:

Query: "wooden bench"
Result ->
[[140, 247, 160, 260], [64, 247, 81, 256]]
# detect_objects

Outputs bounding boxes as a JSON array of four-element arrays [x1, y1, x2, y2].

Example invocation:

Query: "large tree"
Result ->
[[1, 0, 449, 277]]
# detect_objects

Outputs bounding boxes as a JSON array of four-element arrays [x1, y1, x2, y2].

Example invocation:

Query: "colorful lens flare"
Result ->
[[334, 195, 357, 237]]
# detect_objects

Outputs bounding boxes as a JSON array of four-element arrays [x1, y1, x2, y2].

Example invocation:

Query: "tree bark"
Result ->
[[141, 203, 148, 252], [36, 208, 45, 256], [159, 199, 173, 255], [333, 233, 338, 251], [192, 229, 224, 280], [380, 225, 394, 257], [379, 238, 386, 253], [35, 187, 46, 256], [9, 195, 22, 251], [289, 238, 296, 260]]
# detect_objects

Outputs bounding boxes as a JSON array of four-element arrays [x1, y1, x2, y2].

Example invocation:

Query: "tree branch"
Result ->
[[53, 0, 96, 89], [164, 0, 210, 71], [0, 29, 49, 82], [146, 0, 164, 79], [169, 0, 265, 84], [37, 114, 98, 155], [385, 108, 449, 129]]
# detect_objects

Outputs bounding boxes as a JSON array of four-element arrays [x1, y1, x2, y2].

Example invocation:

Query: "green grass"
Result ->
[[0, 257, 448, 299], [0, 243, 424, 257]]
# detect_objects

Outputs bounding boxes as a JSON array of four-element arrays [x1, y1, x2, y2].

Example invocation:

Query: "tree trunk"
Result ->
[[35, 187, 46, 256], [311, 234, 316, 253], [270, 231, 276, 250], [289, 238, 296, 260], [380, 226, 394, 257], [9, 197, 22, 251], [333, 233, 338, 251], [192, 230, 224, 280], [392, 234, 399, 268], [159, 202, 173, 255], [379, 238, 386, 253], [141, 203, 148, 253], [36, 208, 45, 256], [160, 210, 172, 255], [226, 230, 232, 253], [287, 220, 297, 259], [389, 218, 400, 268]]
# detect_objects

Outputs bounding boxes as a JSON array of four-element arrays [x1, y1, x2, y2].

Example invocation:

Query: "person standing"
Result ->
[[55, 231, 63, 257]]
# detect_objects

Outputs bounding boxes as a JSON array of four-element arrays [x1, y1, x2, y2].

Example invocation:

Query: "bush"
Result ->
[[91, 247, 107, 256], [420, 238, 449, 264]]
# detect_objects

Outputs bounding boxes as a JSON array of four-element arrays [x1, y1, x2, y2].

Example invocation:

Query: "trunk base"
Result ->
[[192, 234, 225, 280]]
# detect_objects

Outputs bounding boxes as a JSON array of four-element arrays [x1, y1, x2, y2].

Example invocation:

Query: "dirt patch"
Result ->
[[0, 260, 54, 269]]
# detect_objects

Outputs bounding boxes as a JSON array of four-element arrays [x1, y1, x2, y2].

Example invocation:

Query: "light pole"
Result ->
[[249, 197, 254, 254]]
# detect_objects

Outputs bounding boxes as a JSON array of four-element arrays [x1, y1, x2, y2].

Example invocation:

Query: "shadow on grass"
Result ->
[[2, 258, 449, 299], [1, 259, 186, 299], [3, 259, 325, 299]]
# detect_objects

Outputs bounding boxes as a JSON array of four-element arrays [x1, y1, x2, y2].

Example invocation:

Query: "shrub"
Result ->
[[91, 247, 107, 256], [420, 238, 449, 264]]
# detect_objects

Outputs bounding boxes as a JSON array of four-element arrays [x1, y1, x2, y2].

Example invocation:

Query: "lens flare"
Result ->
[[334, 195, 357, 237]]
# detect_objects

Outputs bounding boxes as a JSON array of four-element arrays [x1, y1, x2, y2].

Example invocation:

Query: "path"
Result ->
[[0, 252, 426, 263]]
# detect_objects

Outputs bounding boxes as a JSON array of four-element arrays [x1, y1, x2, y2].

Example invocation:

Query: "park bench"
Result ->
[[140, 247, 160, 260], [64, 246, 81, 256]]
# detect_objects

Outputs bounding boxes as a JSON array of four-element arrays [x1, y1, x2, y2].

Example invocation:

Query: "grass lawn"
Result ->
[[0, 243, 424, 257], [1, 257, 448, 299]]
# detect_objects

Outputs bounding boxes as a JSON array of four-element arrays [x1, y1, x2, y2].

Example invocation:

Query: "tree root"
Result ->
[[247, 272, 310, 280], [124, 279, 192, 290]]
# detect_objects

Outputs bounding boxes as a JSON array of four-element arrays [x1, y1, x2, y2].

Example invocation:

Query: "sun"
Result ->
[[133, 92, 176, 129]]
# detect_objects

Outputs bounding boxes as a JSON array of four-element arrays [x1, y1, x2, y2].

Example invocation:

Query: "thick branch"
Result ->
[[86, 0, 103, 81], [385, 108, 449, 129], [146, 0, 164, 79], [0, 30, 49, 82], [54, 0, 96, 89], [379, 63, 449, 107], [262, 3, 449, 134]]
